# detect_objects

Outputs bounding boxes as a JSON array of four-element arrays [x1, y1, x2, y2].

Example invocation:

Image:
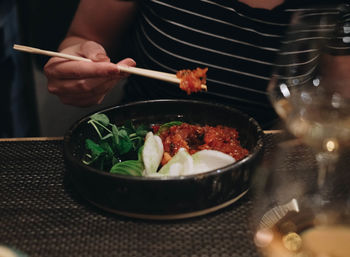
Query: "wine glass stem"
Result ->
[[315, 152, 338, 189]]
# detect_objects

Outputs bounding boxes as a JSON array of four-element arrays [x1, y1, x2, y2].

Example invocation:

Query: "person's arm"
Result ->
[[44, 0, 138, 107], [60, 0, 137, 56]]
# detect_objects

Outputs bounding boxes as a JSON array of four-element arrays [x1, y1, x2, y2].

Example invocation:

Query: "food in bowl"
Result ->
[[82, 113, 249, 177], [64, 99, 264, 219]]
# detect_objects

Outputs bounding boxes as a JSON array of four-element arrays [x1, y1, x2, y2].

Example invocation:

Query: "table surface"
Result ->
[[0, 133, 283, 257]]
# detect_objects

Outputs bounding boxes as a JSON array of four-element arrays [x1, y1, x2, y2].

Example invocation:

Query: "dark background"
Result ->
[[16, 0, 80, 69], [12, 0, 84, 137]]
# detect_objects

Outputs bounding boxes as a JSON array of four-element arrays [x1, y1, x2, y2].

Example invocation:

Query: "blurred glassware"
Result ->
[[252, 3, 350, 257], [252, 140, 350, 257], [268, 3, 350, 188]]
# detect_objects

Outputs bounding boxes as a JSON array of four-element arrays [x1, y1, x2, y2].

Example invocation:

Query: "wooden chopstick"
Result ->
[[13, 44, 207, 91], [13, 44, 92, 62]]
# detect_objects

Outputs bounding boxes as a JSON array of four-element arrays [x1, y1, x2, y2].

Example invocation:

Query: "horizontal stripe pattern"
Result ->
[[275, 5, 350, 83], [125, 0, 349, 127]]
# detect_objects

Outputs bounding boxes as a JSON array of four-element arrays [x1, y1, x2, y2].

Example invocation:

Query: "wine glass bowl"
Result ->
[[267, 4, 350, 187], [252, 4, 350, 257]]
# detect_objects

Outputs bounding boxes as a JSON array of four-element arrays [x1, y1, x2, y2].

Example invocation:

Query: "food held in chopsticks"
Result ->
[[82, 113, 249, 177], [13, 44, 208, 94], [176, 67, 208, 95]]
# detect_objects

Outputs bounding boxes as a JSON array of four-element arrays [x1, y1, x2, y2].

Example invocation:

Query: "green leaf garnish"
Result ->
[[83, 116, 185, 177], [83, 115, 148, 176], [110, 160, 144, 176], [156, 121, 183, 135], [90, 113, 110, 127]]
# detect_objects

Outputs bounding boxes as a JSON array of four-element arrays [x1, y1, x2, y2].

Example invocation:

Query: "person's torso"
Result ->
[[126, 0, 346, 128]]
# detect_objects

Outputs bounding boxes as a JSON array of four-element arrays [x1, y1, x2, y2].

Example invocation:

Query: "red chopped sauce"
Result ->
[[155, 123, 249, 165], [176, 67, 208, 95]]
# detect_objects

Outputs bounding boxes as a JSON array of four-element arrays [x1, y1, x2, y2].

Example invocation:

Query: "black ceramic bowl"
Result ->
[[63, 99, 264, 220]]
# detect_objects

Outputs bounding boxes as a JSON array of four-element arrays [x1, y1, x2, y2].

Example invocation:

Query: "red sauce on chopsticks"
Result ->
[[176, 67, 208, 94]]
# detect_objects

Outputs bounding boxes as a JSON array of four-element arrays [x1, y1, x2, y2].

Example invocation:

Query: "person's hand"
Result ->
[[44, 40, 136, 107]]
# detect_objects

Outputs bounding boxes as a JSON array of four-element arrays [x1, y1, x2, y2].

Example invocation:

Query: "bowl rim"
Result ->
[[63, 99, 264, 181]]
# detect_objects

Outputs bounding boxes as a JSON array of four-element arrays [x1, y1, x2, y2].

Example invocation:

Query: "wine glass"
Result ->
[[251, 4, 350, 257], [251, 141, 350, 257], [268, 4, 350, 188]]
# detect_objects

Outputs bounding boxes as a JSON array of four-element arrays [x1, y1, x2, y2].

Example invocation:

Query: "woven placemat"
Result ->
[[0, 134, 284, 257]]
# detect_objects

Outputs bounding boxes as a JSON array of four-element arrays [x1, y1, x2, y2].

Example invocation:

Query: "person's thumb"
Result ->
[[80, 41, 110, 62], [117, 58, 136, 68]]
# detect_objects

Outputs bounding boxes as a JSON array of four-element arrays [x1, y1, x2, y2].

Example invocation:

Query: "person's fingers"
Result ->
[[44, 59, 119, 79], [43, 40, 137, 108], [44, 57, 137, 80], [48, 77, 117, 95], [117, 58, 136, 67], [78, 41, 110, 62], [115, 58, 137, 76], [52, 80, 117, 107]]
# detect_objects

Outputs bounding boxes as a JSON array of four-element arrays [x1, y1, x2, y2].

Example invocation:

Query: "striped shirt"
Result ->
[[124, 0, 349, 128]]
